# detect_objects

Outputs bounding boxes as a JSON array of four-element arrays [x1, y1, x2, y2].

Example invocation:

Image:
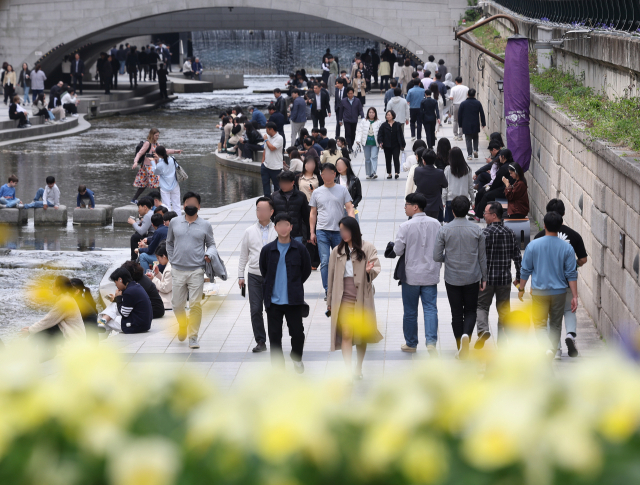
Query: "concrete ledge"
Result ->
[[113, 205, 139, 226], [34, 205, 68, 226], [0, 208, 28, 225], [213, 150, 261, 174], [73, 204, 113, 225], [169, 79, 214, 93]]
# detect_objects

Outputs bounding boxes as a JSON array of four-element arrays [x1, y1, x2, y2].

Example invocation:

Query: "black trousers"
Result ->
[[129, 71, 138, 88], [72, 73, 83, 94], [3, 84, 15, 103], [312, 113, 326, 129], [242, 143, 263, 160], [372, 66, 379, 86], [63, 103, 77, 114], [409, 108, 422, 139], [149, 64, 157, 81], [380, 75, 390, 91], [476, 171, 491, 188], [383, 146, 401, 174], [130, 232, 145, 260], [104, 78, 111, 94], [335, 118, 341, 138], [445, 281, 480, 348], [476, 187, 505, 220], [344, 122, 357, 151], [423, 121, 436, 149], [112, 70, 118, 88], [159, 82, 168, 98], [267, 304, 305, 366], [10, 112, 27, 127], [247, 273, 267, 344]]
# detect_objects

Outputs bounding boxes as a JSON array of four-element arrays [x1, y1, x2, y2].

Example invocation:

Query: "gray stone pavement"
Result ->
[[101, 91, 604, 387]]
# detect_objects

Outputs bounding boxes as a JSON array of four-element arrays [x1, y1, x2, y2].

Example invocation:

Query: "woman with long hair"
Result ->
[[320, 138, 342, 165], [70, 278, 99, 344], [504, 162, 529, 219], [435, 137, 451, 170], [353, 69, 367, 106], [286, 148, 303, 173], [32, 93, 56, 124], [296, 128, 310, 149], [3, 64, 16, 105], [335, 157, 362, 221], [150, 145, 181, 212], [300, 157, 322, 269], [327, 217, 382, 379], [443, 147, 474, 222], [377, 109, 406, 179], [131, 128, 182, 204], [473, 148, 515, 221], [355, 107, 382, 179], [404, 142, 427, 195], [18, 63, 30, 106]]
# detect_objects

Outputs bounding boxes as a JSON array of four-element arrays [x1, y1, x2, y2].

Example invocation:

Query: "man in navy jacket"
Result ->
[[457, 88, 486, 160], [338, 87, 364, 152], [309, 84, 331, 129], [110, 268, 153, 334], [334, 78, 348, 137], [259, 213, 311, 372], [419, 88, 440, 149], [289, 89, 307, 145], [70, 53, 85, 94]]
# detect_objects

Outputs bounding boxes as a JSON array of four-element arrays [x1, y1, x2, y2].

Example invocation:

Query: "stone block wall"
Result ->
[[461, 39, 640, 343]]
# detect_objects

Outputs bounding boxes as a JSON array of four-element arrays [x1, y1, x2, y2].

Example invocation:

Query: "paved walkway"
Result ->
[[102, 91, 604, 387]]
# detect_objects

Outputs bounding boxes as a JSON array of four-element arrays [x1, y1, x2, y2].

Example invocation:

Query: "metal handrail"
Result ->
[[455, 14, 520, 64]]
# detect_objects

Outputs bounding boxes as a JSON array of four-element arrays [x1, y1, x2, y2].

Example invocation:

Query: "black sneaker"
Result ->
[[252, 341, 267, 353], [565, 335, 579, 357]]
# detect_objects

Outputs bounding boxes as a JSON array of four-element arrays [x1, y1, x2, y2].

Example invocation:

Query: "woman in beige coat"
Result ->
[[327, 217, 383, 379], [398, 59, 414, 95]]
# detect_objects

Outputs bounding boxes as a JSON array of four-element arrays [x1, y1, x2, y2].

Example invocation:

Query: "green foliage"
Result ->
[[470, 24, 507, 56], [531, 68, 640, 152]]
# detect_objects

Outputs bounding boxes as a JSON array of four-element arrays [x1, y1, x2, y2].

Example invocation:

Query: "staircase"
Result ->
[[79, 83, 177, 118]]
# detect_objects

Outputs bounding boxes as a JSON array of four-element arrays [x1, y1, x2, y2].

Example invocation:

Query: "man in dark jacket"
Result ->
[[102, 55, 114, 94], [270, 171, 310, 243], [126, 47, 139, 89], [148, 47, 159, 81], [419, 88, 440, 149], [289, 89, 307, 146], [70, 53, 84, 94], [96, 53, 106, 88], [110, 268, 153, 334], [334, 78, 348, 137], [138, 46, 148, 82], [457, 88, 486, 160], [309, 84, 331, 129], [267, 104, 286, 149], [413, 149, 448, 220], [473, 149, 514, 221], [111, 53, 120, 88], [259, 213, 312, 372], [273, 88, 288, 119], [157, 64, 168, 98], [338, 86, 364, 152]]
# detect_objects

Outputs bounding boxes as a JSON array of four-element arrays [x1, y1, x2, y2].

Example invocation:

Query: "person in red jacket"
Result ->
[[503, 163, 529, 219]]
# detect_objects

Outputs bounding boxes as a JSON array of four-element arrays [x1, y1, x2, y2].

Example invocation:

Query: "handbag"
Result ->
[[173, 157, 188, 182]]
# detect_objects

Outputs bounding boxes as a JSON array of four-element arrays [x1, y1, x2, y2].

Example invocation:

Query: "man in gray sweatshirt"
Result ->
[[166, 191, 217, 348]]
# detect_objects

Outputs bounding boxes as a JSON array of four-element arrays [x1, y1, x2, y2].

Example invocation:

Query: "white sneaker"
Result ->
[[411, 137, 416, 142], [546, 349, 555, 359], [293, 360, 304, 374], [554, 349, 562, 360], [459, 334, 470, 359], [189, 336, 200, 349], [467, 155, 472, 160]]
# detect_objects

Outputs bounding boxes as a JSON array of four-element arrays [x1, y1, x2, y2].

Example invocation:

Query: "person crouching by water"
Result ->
[[327, 217, 382, 379]]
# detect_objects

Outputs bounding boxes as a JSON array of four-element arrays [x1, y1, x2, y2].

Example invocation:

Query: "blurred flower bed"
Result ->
[[1, 339, 640, 484]]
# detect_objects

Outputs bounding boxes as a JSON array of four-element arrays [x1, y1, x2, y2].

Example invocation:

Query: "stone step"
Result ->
[[96, 96, 177, 118], [97, 89, 168, 111], [0, 207, 28, 225], [0, 117, 79, 142], [34, 205, 68, 226], [113, 205, 139, 226], [72, 204, 114, 226], [0, 116, 45, 130]]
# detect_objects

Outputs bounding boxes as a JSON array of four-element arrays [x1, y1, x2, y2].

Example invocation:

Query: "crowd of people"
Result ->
[[10, 46, 588, 375]]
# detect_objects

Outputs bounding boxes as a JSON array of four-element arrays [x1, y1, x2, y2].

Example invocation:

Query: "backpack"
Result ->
[[135, 140, 150, 159]]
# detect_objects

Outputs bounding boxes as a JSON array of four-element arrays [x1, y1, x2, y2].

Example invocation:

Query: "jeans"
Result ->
[[533, 292, 567, 351], [409, 108, 422, 139], [31, 89, 43, 104], [260, 164, 281, 197], [444, 201, 454, 223], [465, 133, 479, 156], [22, 86, 30, 102], [401, 282, 438, 347], [452, 103, 461, 137], [23, 188, 54, 209], [266, 303, 305, 366], [363, 145, 379, 176], [317, 229, 342, 292], [119, 60, 126, 75], [247, 273, 267, 344], [172, 267, 205, 339], [138, 252, 157, 271], [547, 287, 576, 350], [476, 284, 511, 342], [0, 197, 20, 208], [445, 281, 480, 348]]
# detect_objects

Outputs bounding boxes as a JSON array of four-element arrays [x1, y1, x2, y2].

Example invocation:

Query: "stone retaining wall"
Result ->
[[460, 39, 640, 343]]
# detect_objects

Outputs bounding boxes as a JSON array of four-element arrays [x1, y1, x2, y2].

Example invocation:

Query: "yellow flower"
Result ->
[[108, 437, 179, 485], [401, 437, 448, 484]]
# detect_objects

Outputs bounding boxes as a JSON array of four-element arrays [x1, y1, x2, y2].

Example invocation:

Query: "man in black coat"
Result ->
[[308, 84, 331, 129], [101, 55, 114, 94], [334, 78, 348, 137], [267, 104, 287, 150], [259, 213, 312, 372], [111, 53, 120, 88], [70, 53, 84, 94], [157, 64, 168, 98], [419, 88, 440, 149], [126, 47, 139, 89], [457, 88, 486, 160], [270, 171, 310, 243], [412, 149, 448, 220], [338, 86, 364, 152], [148, 47, 159, 81]]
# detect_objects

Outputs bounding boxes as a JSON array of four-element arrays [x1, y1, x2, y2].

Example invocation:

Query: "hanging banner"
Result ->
[[503, 35, 532, 172]]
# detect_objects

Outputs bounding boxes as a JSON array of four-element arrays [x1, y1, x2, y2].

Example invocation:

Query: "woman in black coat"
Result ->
[[335, 157, 362, 220], [377, 109, 406, 179]]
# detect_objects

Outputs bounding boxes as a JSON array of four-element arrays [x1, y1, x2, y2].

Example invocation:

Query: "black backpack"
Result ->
[[135, 140, 150, 159]]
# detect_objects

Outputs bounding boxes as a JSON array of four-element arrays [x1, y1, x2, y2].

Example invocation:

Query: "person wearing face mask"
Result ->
[[166, 191, 217, 349]]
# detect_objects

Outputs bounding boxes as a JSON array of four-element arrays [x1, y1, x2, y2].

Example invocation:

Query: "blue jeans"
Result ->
[[260, 164, 281, 197], [23, 188, 54, 209], [293, 236, 303, 243], [23, 86, 30, 101], [363, 145, 379, 176], [444, 201, 454, 223], [119, 60, 126, 75], [0, 197, 19, 208], [317, 229, 342, 292], [31, 89, 43, 104], [138, 252, 157, 271], [401, 282, 438, 347]]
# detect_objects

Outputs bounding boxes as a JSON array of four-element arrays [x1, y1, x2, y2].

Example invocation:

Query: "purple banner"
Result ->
[[503, 36, 532, 172]]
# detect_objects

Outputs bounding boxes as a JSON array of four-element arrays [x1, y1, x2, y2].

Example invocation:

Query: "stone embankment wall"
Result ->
[[459, 32, 640, 342]]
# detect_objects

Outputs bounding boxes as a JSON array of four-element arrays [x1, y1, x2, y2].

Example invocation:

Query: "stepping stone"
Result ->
[[0, 207, 28, 225], [113, 205, 139, 226], [34, 205, 68, 226], [73, 204, 114, 226]]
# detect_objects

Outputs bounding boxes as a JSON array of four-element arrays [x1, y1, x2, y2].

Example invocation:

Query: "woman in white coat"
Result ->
[[355, 107, 382, 179]]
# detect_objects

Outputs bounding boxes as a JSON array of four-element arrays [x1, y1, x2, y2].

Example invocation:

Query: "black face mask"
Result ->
[[184, 206, 198, 216]]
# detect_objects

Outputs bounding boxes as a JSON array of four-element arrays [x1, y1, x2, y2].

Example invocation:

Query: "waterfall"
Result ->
[[191, 30, 379, 75]]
